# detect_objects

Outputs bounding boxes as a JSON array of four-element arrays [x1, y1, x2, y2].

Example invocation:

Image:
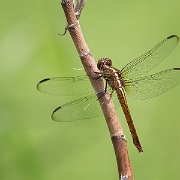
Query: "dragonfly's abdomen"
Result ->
[[105, 68, 143, 152], [116, 87, 143, 152]]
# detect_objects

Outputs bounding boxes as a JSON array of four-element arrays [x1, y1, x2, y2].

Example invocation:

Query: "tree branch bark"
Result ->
[[60, 0, 133, 179]]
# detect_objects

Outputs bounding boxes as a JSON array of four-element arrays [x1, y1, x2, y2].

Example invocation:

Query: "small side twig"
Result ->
[[60, 0, 133, 179]]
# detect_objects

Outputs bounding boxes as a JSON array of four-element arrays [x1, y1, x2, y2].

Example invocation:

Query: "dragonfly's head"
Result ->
[[97, 58, 112, 71]]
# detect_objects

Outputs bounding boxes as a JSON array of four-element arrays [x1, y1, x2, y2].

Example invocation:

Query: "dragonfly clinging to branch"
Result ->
[[37, 35, 180, 152]]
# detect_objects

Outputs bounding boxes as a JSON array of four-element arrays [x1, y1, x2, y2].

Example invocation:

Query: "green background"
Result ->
[[1, 0, 180, 179]]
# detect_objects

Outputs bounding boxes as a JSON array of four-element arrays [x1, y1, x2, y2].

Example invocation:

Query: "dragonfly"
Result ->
[[37, 35, 180, 152]]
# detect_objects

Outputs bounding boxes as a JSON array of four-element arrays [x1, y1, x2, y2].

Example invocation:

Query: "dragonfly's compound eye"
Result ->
[[97, 58, 112, 70], [104, 58, 112, 66]]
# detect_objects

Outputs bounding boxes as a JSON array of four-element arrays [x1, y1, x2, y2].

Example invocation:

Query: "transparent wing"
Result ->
[[124, 68, 180, 100], [37, 75, 94, 96], [52, 93, 101, 121], [121, 35, 179, 79], [52, 90, 120, 122]]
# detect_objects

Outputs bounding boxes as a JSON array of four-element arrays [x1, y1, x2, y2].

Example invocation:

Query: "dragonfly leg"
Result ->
[[96, 81, 109, 99], [93, 71, 103, 79]]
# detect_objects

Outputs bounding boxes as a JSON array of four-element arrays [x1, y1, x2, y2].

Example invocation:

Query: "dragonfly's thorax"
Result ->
[[97, 58, 125, 90]]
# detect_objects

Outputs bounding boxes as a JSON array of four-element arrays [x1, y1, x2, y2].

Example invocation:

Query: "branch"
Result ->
[[60, 0, 133, 179]]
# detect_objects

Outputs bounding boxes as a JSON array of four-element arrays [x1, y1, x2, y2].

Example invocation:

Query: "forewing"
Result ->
[[124, 68, 180, 100], [121, 35, 179, 79], [37, 75, 93, 96]]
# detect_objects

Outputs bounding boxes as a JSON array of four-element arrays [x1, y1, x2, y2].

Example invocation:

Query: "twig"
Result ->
[[60, 0, 133, 179]]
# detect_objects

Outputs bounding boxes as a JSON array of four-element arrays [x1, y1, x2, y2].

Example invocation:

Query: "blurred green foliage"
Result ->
[[0, 0, 180, 179]]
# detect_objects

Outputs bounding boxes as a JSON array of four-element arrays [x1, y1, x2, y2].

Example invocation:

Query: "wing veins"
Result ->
[[121, 35, 179, 79], [124, 68, 180, 99]]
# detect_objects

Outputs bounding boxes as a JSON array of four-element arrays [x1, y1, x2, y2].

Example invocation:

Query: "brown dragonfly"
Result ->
[[37, 35, 180, 152]]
